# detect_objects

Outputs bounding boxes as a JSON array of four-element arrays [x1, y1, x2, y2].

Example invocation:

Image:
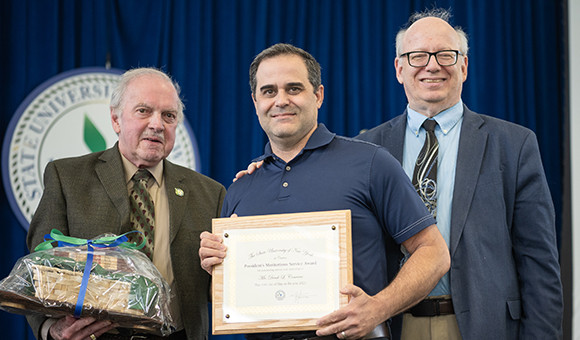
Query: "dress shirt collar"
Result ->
[[407, 100, 464, 136], [255, 123, 336, 162], [120, 152, 164, 186]]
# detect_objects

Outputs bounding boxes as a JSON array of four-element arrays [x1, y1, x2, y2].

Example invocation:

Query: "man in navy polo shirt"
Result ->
[[199, 43, 449, 340]]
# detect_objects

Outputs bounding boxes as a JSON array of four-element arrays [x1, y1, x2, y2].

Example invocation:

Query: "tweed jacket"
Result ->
[[26, 144, 226, 340]]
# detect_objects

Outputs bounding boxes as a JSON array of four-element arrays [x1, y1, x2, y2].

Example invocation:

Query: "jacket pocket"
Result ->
[[506, 299, 521, 320]]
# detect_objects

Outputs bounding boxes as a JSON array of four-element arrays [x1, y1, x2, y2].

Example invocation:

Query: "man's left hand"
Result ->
[[315, 284, 384, 339]]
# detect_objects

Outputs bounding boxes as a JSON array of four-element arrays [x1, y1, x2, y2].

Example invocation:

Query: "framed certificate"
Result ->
[[211, 210, 353, 335]]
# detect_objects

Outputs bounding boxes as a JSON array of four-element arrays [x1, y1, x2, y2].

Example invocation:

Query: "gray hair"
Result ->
[[249, 43, 322, 95], [395, 8, 469, 57], [110, 67, 184, 123]]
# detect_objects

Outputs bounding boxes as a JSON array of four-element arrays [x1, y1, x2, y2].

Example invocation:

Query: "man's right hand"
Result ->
[[233, 160, 263, 182], [49, 316, 117, 340], [199, 231, 227, 275]]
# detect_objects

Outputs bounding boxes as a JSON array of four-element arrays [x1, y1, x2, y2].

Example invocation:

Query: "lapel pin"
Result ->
[[174, 188, 184, 197]]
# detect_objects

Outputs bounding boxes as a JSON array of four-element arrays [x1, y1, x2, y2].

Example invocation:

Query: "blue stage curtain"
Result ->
[[0, 1, 565, 339]]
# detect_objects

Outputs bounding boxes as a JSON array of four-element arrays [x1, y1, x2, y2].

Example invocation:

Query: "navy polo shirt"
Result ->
[[222, 124, 435, 339]]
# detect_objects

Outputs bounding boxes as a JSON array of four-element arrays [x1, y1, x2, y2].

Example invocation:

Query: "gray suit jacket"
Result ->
[[26, 144, 226, 340], [357, 105, 563, 339]]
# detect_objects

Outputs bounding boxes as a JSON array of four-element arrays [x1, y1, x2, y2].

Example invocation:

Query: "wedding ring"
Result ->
[[341, 331, 347, 340], [90, 334, 97, 340]]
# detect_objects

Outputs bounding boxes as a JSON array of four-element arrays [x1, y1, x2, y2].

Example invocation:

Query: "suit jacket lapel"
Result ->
[[449, 106, 487, 256], [380, 113, 408, 163], [95, 144, 131, 234], [164, 160, 187, 244], [388, 107, 487, 258]]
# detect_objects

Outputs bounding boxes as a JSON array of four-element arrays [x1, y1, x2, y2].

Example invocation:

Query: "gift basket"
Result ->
[[0, 230, 176, 336]]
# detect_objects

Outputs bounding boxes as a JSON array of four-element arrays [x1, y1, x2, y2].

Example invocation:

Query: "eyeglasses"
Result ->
[[399, 50, 463, 67]]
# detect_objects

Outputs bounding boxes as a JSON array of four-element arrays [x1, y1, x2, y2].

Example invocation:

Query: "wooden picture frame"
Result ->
[[211, 210, 353, 335]]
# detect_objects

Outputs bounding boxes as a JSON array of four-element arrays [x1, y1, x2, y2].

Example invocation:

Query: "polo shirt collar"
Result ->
[[255, 123, 336, 162]]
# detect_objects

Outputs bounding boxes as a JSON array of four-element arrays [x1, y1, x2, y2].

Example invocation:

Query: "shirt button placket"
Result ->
[[284, 165, 292, 187], [284, 165, 291, 188], [278, 163, 291, 199]]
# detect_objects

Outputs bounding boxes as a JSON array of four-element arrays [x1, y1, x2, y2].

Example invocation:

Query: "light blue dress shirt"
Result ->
[[402, 101, 464, 296]]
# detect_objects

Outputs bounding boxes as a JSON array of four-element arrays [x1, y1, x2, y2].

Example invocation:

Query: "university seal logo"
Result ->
[[2, 67, 200, 230]]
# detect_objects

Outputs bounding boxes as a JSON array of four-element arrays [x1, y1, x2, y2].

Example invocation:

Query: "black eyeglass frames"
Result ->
[[399, 50, 463, 67]]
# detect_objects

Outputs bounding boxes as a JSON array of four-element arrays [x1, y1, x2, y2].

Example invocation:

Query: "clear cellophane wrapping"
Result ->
[[0, 243, 176, 336]]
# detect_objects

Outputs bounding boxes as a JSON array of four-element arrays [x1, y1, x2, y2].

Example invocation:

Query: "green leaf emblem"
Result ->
[[83, 114, 106, 152]]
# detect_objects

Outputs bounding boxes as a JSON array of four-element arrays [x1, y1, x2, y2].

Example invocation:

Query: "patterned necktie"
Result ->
[[412, 119, 438, 218], [129, 169, 155, 260]]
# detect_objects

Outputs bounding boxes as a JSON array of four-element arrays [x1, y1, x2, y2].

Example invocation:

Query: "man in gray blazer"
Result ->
[[26, 68, 226, 340], [357, 8, 563, 339]]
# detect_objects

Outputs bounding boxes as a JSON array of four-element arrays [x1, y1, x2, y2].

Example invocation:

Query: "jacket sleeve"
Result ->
[[26, 161, 70, 339], [27, 161, 70, 252], [511, 132, 563, 339]]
